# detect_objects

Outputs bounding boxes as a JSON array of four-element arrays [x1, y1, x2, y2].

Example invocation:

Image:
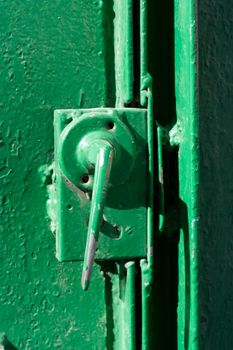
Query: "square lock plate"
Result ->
[[53, 108, 148, 261]]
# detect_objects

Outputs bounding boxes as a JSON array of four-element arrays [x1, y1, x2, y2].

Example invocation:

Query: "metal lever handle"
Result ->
[[81, 140, 114, 291]]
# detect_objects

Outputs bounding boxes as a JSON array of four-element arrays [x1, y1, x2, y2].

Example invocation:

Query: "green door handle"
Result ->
[[81, 140, 115, 291]]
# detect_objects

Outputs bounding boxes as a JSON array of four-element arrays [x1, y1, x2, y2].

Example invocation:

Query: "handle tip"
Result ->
[[81, 278, 90, 291]]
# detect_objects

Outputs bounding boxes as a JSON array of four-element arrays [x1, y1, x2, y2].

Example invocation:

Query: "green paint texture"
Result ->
[[0, 1, 109, 348], [175, 0, 199, 348], [0, 0, 209, 348], [198, 0, 233, 349]]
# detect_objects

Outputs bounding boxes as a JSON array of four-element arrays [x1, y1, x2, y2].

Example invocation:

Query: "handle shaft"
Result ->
[[81, 141, 114, 290]]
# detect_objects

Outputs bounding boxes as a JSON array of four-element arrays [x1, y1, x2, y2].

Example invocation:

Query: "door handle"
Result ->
[[81, 140, 114, 290]]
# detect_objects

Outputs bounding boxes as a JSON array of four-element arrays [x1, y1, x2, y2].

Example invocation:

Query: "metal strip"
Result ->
[[122, 262, 136, 350], [114, 0, 134, 106], [175, 0, 199, 347]]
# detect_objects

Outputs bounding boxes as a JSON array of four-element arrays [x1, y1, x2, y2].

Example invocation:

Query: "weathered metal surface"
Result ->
[[0, 1, 109, 348]]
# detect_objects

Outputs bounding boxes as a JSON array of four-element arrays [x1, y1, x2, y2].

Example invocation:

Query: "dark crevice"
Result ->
[[132, 0, 141, 107], [101, 262, 118, 350], [135, 262, 142, 350], [104, 272, 115, 350], [148, 0, 176, 126], [147, 0, 179, 348], [102, 0, 116, 107]]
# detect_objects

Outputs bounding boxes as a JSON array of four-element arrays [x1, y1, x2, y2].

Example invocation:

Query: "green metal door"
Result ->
[[0, 0, 201, 349]]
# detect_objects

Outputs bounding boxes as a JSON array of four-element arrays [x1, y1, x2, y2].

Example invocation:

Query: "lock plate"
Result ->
[[53, 108, 148, 261]]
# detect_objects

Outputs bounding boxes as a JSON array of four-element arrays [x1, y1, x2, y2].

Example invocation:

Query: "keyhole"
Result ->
[[106, 121, 114, 130], [81, 174, 89, 184]]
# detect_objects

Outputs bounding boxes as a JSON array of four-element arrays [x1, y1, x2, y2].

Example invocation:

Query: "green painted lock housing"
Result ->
[[53, 108, 150, 263]]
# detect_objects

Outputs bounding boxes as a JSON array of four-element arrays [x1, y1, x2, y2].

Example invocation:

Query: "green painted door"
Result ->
[[0, 2, 109, 349], [0, 0, 202, 349]]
